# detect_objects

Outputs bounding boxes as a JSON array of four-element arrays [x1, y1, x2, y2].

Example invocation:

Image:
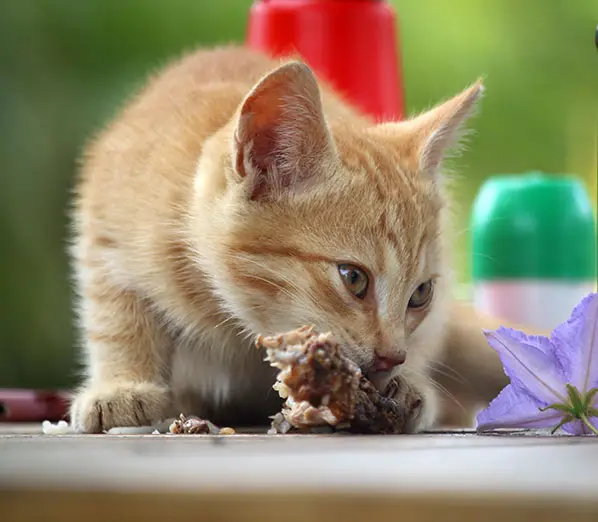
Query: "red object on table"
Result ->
[[246, 0, 405, 122], [0, 389, 71, 423]]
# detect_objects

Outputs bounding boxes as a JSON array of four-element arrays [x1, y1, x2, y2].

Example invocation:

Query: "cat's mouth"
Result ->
[[335, 340, 399, 394], [361, 352, 406, 393], [363, 369, 396, 394]]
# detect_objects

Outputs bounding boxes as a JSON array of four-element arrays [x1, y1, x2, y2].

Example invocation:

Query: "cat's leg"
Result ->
[[384, 374, 433, 433], [70, 279, 173, 433]]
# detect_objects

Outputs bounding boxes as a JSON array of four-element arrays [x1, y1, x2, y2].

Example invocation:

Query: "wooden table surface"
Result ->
[[2, 424, 598, 522]]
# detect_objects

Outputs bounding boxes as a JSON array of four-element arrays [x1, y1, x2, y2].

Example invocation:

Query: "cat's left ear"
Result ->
[[232, 61, 336, 201], [376, 80, 484, 178]]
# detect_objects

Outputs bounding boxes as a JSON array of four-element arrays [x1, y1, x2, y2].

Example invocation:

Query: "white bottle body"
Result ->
[[473, 280, 597, 331]]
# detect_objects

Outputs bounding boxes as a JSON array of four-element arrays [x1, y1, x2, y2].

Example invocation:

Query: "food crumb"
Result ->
[[168, 413, 221, 435], [42, 420, 74, 435], [219, 427, 235, 435], [169, 413, 209, 434]]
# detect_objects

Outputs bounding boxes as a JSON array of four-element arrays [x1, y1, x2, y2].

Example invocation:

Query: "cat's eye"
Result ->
[[338, 264, 369, 300], [408, 280, 434, 309]]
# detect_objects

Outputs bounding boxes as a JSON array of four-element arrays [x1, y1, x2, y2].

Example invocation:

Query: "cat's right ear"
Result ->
[[232, 61, 336, 201]]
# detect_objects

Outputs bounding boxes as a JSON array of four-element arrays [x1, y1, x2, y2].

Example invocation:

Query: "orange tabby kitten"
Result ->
[[70, 46, 522, 433]]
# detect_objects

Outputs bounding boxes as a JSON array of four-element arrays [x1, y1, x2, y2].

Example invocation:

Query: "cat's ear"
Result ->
[[377, 80, 484, 178], [413, 80, 484, 177], [232, 61, 335, 201]]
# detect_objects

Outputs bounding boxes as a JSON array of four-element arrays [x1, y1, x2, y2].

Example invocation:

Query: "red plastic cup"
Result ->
[[246, 0, 405, 122]]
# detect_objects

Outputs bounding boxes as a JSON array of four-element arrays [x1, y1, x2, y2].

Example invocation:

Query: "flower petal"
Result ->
[[551, 293, 598, 393], [561, 416, 598, 435], [484, 327, 567, 403], [476, 383, 563, 431]]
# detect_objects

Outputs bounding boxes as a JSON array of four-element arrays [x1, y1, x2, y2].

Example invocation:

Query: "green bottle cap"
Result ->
[[471, 172, 597, 281]]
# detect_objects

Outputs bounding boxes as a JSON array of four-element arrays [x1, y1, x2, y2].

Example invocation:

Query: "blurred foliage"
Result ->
[[0, 0, 596, 388]]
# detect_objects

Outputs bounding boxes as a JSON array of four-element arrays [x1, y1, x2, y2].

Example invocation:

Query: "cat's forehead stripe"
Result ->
[[377, 209, 401, 254], [335, 129, 413, 189], [230, 243, 334, 264]]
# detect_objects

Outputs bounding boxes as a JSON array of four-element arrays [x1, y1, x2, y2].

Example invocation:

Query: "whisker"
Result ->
[[431, 382, 466, 412], [220, 252, 318, 305], [428, 360, 468, 384], [452, 215, 511, 239], [408, 368, 467, 413], [212, 304, 266, 330], [236, 272, 298, 302], [471, 251, 499, 262], [428, 366, 465, 384]]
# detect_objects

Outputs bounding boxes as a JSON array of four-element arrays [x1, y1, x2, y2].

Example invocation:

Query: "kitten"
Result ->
[[69, 46, 524, 433]]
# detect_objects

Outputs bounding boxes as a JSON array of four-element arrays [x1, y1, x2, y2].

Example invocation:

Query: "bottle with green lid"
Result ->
[[471, 172, 597, 330]]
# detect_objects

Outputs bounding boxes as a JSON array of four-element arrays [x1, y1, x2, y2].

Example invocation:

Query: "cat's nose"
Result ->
[[372, 350, 406, 372]]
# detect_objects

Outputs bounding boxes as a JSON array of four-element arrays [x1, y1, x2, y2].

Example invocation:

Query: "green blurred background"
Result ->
[[1, 0, 596, 388]]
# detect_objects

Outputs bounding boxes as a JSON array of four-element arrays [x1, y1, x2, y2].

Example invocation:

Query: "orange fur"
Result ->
[[70, 45, 522, 433]]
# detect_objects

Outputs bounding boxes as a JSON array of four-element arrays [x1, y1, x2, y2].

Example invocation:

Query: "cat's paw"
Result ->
[[70, 382, 170, 433], [386, 377, 433, 433]]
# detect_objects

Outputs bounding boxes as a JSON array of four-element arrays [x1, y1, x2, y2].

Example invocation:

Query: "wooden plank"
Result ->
[[2, 427, 598, 521], [4, 490, 598, 522], [2, 432, 598, 495]]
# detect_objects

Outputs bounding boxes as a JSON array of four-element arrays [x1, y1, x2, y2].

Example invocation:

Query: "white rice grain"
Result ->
[[42, 420, 75, 435]]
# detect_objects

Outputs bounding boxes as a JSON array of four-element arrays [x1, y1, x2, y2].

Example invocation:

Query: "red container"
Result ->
[[0, 389, 71, 423], [246, 0, 405, 122]]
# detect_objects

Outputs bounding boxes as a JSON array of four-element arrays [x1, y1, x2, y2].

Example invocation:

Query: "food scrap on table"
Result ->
[[167, 413, 235, 435], [256, 325, 411, 435], [41, 414, 233, 436]]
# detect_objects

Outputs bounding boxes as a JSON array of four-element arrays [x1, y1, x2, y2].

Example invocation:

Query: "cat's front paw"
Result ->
[[70, 382, 170, 433], [386, 377, 435, 433]]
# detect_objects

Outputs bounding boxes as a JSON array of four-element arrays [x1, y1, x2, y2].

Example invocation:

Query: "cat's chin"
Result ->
[[365, 370, 396, 395], [375, 373, 438, 433]]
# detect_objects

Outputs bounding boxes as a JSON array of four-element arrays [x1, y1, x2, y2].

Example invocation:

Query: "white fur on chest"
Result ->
[[170, 342, 234, 405], [168, 330, 275, 413]]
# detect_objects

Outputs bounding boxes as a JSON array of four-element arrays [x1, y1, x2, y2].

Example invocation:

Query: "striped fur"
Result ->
[[69, 45, 519, 433]]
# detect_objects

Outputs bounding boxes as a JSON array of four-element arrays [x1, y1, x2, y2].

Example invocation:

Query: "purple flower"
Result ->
[[476, 292, 598, 436]]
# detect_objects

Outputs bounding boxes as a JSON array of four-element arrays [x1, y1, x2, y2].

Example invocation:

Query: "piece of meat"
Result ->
[[168, 413, 219, 434], [256, 326, 413, 434]]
